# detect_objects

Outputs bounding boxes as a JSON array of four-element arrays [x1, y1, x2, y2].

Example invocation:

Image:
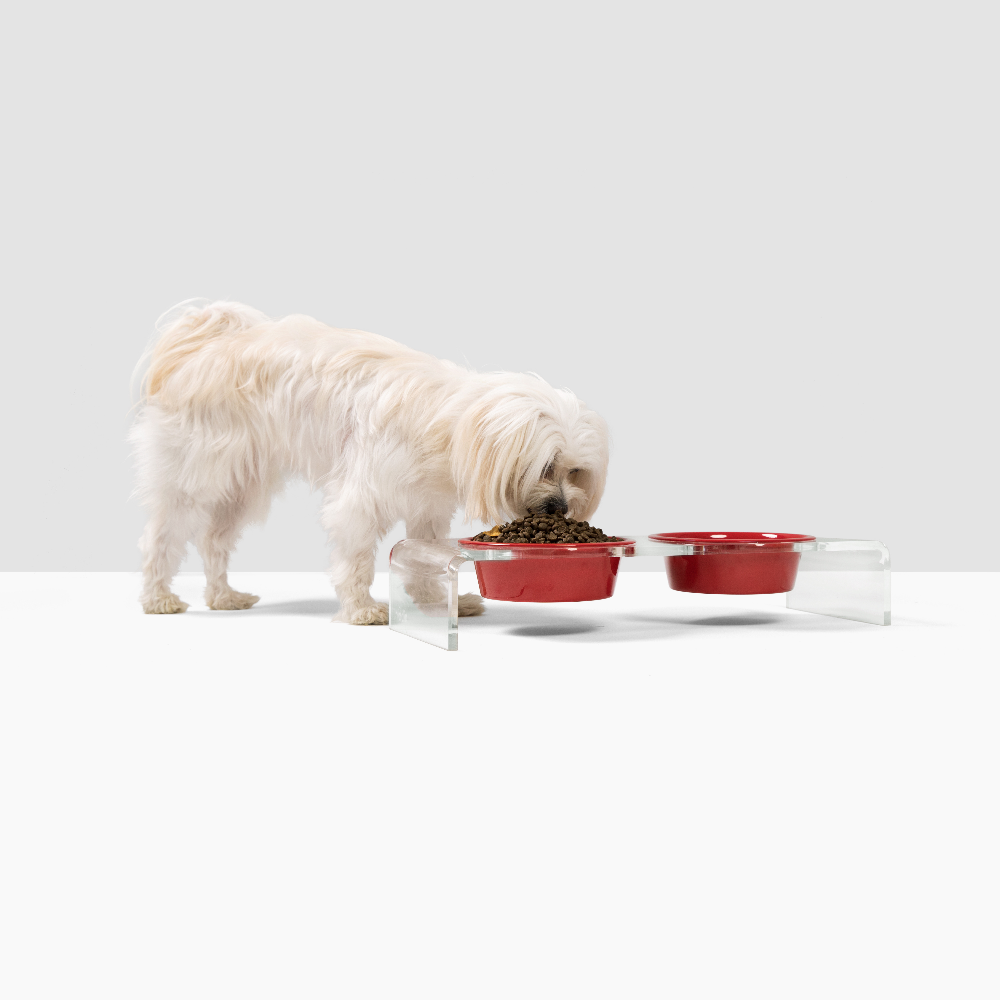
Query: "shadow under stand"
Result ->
[[389, 536, 891, 650]]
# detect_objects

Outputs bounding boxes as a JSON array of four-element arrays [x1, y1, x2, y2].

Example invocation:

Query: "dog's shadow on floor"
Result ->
[[189, 596, 868, 639], [250, 598, 340, 618]]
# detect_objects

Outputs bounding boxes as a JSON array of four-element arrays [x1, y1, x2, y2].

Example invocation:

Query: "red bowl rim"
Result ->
[[459, 536, 634, 550], [649, 531, 816, 545]]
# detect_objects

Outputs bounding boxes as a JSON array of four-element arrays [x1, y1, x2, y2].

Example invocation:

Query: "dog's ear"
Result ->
[[451, 393, 541, 525], [568, 410, 610, 521], [571, 468, 606, 522]]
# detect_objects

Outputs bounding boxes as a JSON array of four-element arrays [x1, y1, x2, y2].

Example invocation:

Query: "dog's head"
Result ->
[[452, 374, 609, 526]]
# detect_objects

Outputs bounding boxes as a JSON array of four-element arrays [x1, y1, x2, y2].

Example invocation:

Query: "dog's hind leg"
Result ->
[[140, 498, 195, 614], [197, 500, 260, 611]]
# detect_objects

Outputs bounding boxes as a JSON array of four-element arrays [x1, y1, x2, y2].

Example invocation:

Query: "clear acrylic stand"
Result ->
[[785, 539, 891, 626], [389, 536, 891, 650]]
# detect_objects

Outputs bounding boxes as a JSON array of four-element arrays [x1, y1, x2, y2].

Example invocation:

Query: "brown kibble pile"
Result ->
[[473, 514, 622, 544]]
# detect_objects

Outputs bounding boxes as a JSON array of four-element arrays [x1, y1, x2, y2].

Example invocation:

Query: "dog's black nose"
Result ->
[[544, 497, 569, 515]]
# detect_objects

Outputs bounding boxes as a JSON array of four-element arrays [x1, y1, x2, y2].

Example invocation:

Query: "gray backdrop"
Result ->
[[2, 1, 996, 572]]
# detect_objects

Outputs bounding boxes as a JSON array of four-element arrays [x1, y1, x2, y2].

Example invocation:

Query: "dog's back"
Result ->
[[141, 302, 415, 413], [132, 301, 465, 505]]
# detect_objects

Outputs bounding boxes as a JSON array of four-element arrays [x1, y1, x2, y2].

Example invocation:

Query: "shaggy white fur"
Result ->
[[130, 302, 610, 624]]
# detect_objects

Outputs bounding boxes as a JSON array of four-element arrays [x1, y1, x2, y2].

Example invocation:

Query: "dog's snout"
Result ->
[[544, 497, 569, 516]]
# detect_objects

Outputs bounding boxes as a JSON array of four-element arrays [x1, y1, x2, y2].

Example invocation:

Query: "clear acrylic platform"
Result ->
[[389, 535, 891, 650]]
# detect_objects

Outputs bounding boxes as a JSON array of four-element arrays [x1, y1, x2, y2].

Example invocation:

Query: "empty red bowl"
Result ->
[[649, 532, 816, 595], [459, 538, 634, 602]]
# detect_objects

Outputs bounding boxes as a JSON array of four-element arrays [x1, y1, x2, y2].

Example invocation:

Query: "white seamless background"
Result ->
[[1, 1, 996, 572]]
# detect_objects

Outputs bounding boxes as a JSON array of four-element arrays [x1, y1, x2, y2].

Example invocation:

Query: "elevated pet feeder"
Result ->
[[388, 533, 891, 650]]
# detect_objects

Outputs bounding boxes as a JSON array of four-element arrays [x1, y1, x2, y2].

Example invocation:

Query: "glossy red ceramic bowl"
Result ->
[[650, 532, 816, 595], [459, 538, 634, 602]]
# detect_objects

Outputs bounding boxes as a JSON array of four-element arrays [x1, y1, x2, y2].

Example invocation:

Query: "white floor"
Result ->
[[1, 572, 997, 999]]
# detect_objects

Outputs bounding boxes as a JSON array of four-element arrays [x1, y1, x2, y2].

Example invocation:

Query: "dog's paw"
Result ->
[[340, 603, 390, 626], [207, 590, 260, 611], [458, 592, 485, 617], [143, 593, 189, 614]]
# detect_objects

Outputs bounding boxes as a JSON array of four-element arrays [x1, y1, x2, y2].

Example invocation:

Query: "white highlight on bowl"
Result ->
[[710, 534, 727, 538]]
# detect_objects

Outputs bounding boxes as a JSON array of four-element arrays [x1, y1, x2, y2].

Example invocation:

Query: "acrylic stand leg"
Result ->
[[389, 539, 466, 650], [786, 539, 891, 626]]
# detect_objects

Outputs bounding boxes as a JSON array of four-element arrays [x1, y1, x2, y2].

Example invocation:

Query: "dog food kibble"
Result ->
[[473, 514, 622, 544]]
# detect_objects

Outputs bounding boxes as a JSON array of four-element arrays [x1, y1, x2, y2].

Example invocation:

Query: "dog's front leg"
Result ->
[[331, 538, 388, 626], [323, 491, 390, 626], [405, 514, 484, 618]]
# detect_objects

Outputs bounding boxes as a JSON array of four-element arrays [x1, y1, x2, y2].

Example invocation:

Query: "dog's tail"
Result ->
[[134, 299, 269, 404]]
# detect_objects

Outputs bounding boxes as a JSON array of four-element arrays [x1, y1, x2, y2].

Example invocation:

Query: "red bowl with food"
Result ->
[[459, 538, 634, 602], [649, 532, 816, 595]]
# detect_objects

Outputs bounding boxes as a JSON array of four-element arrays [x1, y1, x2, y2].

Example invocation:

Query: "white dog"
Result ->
[[130, 301, 610, 624]]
